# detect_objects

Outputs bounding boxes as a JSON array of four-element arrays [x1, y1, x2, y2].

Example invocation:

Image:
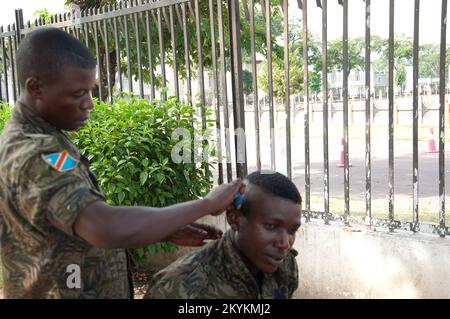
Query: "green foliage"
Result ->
[[33, 8, 53, 24], [258, 52, 303, 98], [60, 0, 285, 99], [419, 44, 440, 80], [327, 37, 365, 73], [0, 103, 12, 132], [395, 64, 407, 88], [242, 69, 253, 95], [0, 98, 214, 264], [68, 96, 214, 264]]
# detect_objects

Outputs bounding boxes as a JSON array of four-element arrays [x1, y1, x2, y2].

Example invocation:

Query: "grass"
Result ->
[[309, 195, 442, 224]]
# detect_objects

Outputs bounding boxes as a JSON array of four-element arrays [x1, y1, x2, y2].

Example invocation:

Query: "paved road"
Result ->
[[211, 110, 450, 214]]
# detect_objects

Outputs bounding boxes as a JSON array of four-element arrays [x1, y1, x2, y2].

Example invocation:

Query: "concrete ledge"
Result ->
[[294, 221, 450, 298]]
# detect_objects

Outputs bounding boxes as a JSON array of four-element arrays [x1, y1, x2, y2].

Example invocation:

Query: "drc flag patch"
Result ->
[[42, 151, 78, 172]]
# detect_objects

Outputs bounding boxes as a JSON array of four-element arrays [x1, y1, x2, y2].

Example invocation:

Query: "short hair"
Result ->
[[16, 27, 96, 88], [242, 171, 302, 214]]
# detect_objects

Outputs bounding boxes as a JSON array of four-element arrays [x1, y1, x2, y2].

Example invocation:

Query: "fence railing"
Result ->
[[0, 0, 448, 237]]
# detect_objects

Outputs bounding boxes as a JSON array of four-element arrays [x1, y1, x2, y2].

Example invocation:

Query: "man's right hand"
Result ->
[[203, 179, 245, 216]]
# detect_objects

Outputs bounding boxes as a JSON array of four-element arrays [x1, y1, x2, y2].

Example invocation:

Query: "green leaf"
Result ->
[[140, 172, 148, 186], [118, 191, 125, 204]]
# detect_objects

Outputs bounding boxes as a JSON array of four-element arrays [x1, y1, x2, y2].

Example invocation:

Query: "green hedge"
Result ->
[[0, 97, 216, 264], [0, 103, 12, 132]]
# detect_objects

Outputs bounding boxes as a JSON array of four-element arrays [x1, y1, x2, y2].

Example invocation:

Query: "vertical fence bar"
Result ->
[[145, 9, 155, 101], [169, 5, 179, 99], [0, 32, 3, 103], [412, 0, 420, 232], [157, 7, 166, 100], [388, 0, 395, 230], [342, 0, 350, 224], [302, 0, 310, 214], [249, 0, 261, 171], [1, 27, 9, 103], [124, 6, 133, 95], [7, 26, 17, 103], [84, 11, 90, 49], [0, 51, 2, 102], [438, 0, 447, 237], [217, 0, 233, 182], [181, 3, 191, 105], [228, 0, 248, 178], [322, 0, 330, 224], [365, 0, 371, 226], [103, 6, 113, 103], [15, 9, 24, 43], [74, 14, 81, 40], [283, 0, 292, 180], [93, 9, 102, 100], [62, 13, 67, 34], [14, 9, 23, 98], [265, 0, 276, 171], [208, 0, 223, 184], [134, 11, 144, 98], [195, 0, 206, 127], [113, 4, 123, 96], [0, 32, 2, 103], [194, 0, 209, 175]]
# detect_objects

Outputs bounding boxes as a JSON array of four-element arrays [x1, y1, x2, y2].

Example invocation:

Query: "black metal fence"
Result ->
[[0, 0, 448, 237]]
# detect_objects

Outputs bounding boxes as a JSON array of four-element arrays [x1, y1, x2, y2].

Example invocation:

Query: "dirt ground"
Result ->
[[132, 269, 155, 299]]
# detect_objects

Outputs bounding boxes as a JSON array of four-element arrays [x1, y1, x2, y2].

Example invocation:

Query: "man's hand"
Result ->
[[164, 222, 223, 247], [203, 179, 246, 216]]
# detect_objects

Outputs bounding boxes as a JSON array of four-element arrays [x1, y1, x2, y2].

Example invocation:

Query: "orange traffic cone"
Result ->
[[427, 128, 438, 153], [337, 138, 352, 167]]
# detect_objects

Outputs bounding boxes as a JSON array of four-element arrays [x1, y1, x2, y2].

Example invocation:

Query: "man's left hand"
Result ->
[[165, 222, 223, 247]]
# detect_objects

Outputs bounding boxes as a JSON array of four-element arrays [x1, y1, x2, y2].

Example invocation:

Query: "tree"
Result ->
[[371, 34, 413, 91], [419, 44, 440, 82], [395, 64, 406, 95], [257, 17, 322, 98], [327, 37, 365, 73], [62, 0, 284, 101], [242, 69, 253, 96]]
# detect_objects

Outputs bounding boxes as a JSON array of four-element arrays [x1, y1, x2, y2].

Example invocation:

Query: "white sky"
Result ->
[[0, 0, 448, 44], [291, 0, 447, 44], [0, 1, 66, 26]]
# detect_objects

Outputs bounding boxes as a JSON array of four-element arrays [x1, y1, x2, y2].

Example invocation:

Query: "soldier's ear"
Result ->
[[226, 211, 241, 231], [25, 77, 43, 99]]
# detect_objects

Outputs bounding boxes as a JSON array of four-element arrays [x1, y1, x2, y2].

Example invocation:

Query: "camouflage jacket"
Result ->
[[146, 230, 299, 299], [0, 102, 131, 298]]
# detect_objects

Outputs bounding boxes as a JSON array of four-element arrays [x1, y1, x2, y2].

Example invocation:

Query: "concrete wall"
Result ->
[[294, 221, 450, 299], [147, 216, 450, 298]]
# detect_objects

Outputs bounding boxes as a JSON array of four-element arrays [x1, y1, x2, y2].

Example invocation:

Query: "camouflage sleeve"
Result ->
[[16, 152, 105, 237], [145, 270, 185, 299]]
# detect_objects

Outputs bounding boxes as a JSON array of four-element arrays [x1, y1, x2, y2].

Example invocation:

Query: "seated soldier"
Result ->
[[144, 170, 302, 299]]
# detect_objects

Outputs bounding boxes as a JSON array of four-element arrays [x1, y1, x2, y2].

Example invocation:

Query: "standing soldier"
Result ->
[[0, 27, 244, 299]]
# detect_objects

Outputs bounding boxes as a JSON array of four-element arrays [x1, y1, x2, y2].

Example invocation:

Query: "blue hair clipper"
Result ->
[[232, 191, 244, 208]]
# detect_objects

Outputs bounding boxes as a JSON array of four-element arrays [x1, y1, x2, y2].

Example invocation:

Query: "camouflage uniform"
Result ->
[[145, 230, 298, 299], [0, 102, 132, 298]]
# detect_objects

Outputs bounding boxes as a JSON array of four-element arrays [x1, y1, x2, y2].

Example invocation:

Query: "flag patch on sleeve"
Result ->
[[41, 151, 78, 172]]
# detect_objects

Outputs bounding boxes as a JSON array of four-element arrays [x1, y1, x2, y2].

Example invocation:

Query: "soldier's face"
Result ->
[[35, 66, 96, 131], [230, 185, 301, 275]]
